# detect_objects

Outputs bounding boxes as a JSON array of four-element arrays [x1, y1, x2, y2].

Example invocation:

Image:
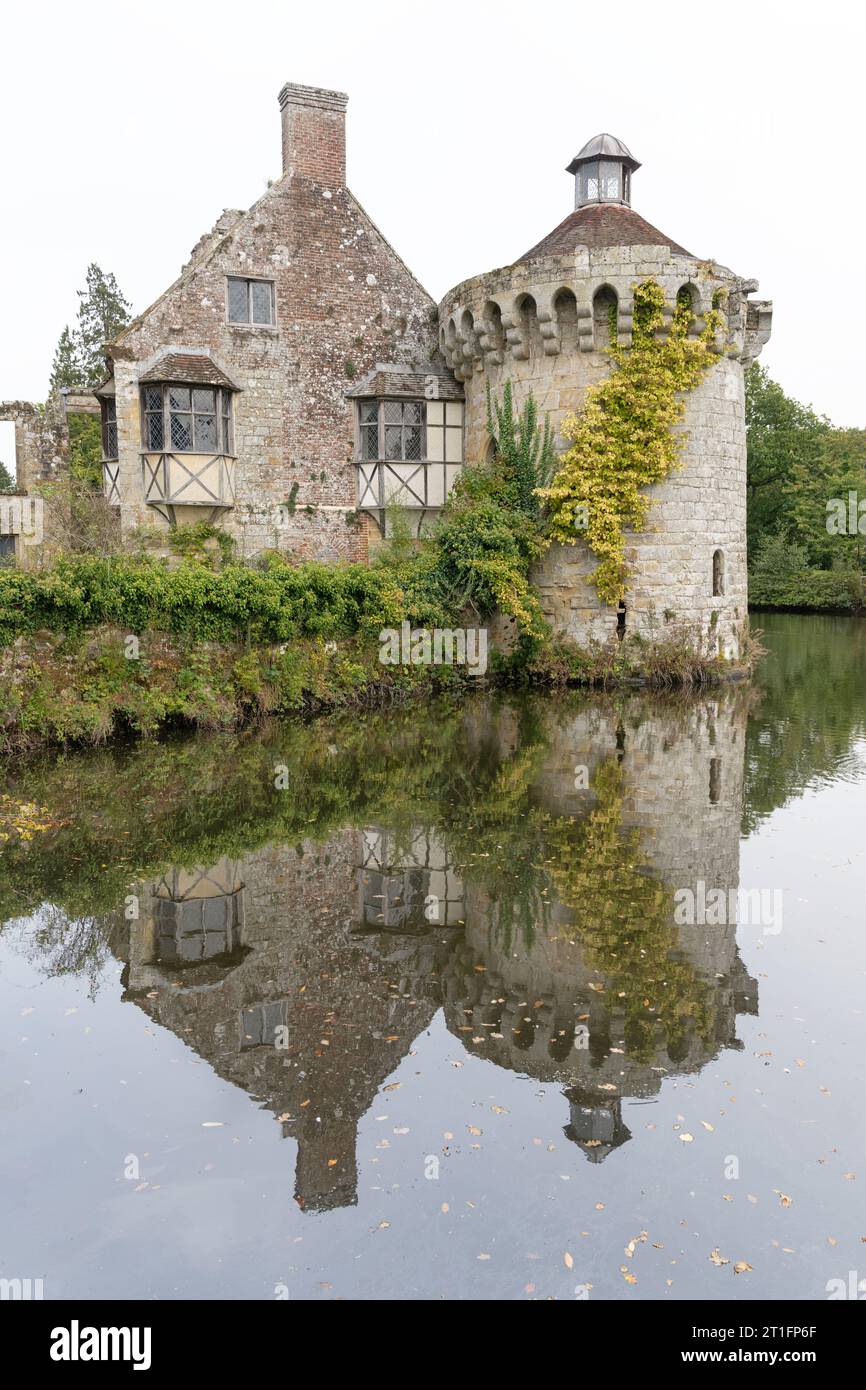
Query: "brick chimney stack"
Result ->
[[278, 82, 348, 186]]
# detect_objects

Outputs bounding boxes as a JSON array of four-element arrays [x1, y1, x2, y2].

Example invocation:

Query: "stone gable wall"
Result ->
[[112, 118, 438, 562]]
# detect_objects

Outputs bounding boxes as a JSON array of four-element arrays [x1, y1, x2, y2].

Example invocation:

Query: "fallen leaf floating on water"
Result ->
[[564, 1252, 574, 1270], [774, 1190, 793, 1207], [201, 1122, 224, 1128], [709, 1249, 730, 1267], [477, 1253, 491, 1261], [679, 1133, 695, 1143], [701, 1121, 714, 1132], [733, 1261, 753, 1275]]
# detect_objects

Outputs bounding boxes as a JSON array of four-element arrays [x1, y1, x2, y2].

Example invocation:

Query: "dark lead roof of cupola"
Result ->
[[517, 202, 692, 264], [566, 132, 641, 171]]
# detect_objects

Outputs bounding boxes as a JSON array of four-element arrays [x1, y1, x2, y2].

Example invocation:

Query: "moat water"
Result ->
[[1, 612, 864, 1301]]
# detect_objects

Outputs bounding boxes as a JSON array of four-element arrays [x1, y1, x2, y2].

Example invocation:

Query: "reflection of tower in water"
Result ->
[[440, 694, 758, 1160]]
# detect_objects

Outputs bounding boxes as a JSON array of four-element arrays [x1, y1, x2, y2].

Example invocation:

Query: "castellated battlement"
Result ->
[[439, 248, 771, 383]]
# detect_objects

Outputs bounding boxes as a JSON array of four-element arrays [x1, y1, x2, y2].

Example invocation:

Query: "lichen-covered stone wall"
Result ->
[[110, 85, 439, 562]]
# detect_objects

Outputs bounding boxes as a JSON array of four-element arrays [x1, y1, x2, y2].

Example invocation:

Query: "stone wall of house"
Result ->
[[110, 84, 439, 563], [439, 243, 772, 654]]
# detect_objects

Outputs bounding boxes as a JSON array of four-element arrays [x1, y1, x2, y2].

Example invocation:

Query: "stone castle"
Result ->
[[1, 83, 773, 651]]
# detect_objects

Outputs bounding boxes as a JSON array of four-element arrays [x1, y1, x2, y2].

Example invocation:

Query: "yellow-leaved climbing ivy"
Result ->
[[538, 279, 725, 604]]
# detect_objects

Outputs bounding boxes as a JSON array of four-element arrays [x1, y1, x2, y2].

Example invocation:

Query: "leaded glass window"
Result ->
[[358, 400, 378, 460], [356, 399, 463, 464], [227, 276, 275, 325], [100, 398, 118, 459], [140, 384, 234, 454]]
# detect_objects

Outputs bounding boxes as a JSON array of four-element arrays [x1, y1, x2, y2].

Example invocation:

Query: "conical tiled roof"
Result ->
[[517, 201, 692, 263]]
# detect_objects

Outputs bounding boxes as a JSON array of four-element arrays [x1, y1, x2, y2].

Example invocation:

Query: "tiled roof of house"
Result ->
[[345, 363, 463, 400], [139, 353, 240, 390], [518, 202, 691, 262]]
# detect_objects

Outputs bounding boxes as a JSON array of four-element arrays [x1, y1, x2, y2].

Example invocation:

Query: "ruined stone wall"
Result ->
[[0, 401, 67, 491], [439, 243, 771, 654], [111, 87, 438, 563]]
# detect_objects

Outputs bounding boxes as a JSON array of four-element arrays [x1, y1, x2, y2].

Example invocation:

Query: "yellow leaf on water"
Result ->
[[734, 1261, 753, 1275]]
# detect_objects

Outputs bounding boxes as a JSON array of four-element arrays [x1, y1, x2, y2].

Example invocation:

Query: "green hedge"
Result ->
[[0, 554, 411, 647]]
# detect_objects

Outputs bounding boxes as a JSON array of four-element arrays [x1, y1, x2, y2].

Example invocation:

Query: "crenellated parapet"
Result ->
[[438, 248, 772, 380]]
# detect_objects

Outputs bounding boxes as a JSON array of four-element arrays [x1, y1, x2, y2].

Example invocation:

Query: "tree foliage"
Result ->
[[745, 366, 866, 607], [48, 264, 132, 396]]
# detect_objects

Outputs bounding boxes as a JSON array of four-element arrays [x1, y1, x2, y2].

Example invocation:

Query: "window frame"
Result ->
[[140, 383, 235, 455], [226, 275, 276, 327], [100, 398, 118, 460], [355, 398, 464, 464]]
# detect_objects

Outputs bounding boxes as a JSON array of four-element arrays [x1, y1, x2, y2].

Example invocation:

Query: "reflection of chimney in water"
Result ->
[[293, 1114, 359, 1213]]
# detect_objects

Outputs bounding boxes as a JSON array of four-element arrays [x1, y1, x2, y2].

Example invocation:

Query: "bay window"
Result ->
[[141, 384, 234, 455]]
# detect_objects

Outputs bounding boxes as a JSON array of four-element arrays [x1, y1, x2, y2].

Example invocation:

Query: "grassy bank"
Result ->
[[0, 615, 754, 751]]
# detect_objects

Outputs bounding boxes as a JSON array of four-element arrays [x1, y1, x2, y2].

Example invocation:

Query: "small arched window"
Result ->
[[712, 548, 725, 597]]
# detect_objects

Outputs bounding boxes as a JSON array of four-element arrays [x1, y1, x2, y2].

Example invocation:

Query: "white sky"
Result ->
[[1, 0, 863, 425]]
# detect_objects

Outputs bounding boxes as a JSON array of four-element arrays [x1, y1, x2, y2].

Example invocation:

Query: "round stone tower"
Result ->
[[438, 135, 773, 656]]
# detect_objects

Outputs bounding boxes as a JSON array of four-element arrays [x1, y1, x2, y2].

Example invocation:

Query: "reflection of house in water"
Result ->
[[118, 832, 462, 1213], [356, 828, 464, 931], [115, 693, 758, 1212], [151, 861, 246, 968]]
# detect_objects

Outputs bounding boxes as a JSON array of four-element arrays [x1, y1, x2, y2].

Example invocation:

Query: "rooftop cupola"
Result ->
[[566, 133, 640, 210]]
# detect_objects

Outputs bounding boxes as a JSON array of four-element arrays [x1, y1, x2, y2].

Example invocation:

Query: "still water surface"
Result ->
[[1, 612, 864, 1300]]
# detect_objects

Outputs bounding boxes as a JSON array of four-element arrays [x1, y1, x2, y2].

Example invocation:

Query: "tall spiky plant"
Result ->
[[486, 381, 556, 519]]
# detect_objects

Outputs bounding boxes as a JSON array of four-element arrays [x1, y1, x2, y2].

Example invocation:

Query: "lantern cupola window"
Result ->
[[566, 133, 640, 210]]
